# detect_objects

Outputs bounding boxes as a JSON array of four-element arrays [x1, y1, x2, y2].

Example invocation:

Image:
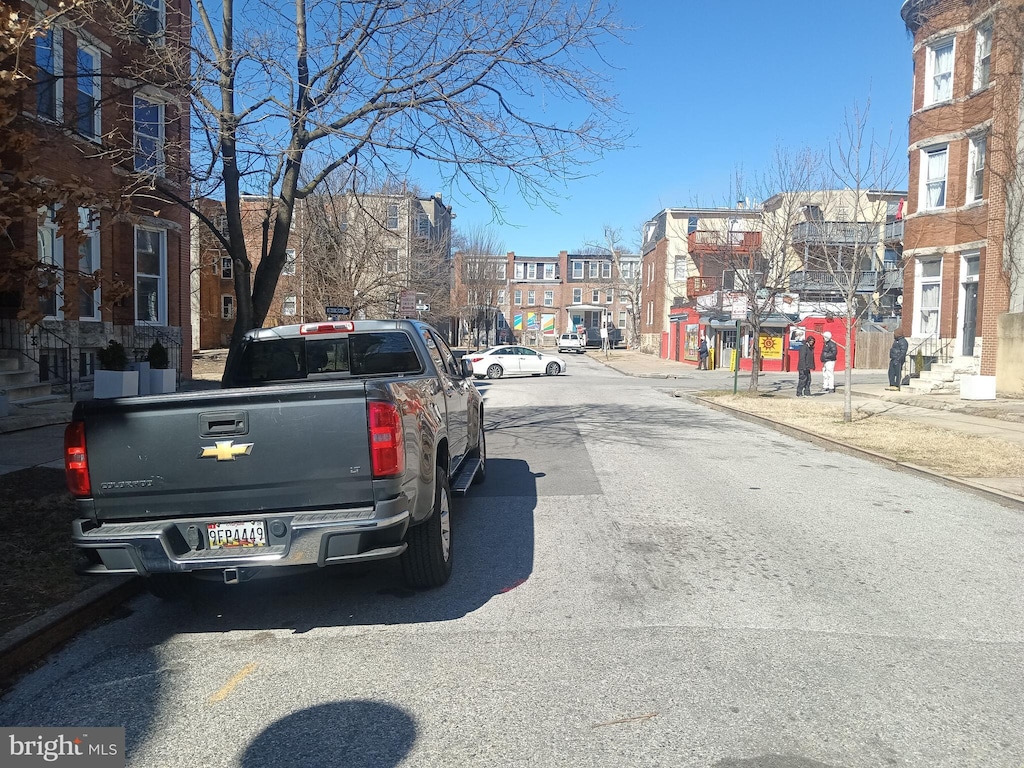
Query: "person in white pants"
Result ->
[[820, 331, 838, 392]]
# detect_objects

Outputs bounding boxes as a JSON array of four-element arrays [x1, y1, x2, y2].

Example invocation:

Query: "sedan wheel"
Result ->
[[487, 363, 503, 379], [546, 362, 560, 376]]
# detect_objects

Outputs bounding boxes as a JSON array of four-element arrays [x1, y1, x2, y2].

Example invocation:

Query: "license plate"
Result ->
[[207, 521, 267, 549]]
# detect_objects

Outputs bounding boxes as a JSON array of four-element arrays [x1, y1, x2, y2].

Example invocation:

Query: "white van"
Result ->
[[557, 333, 585, 354]]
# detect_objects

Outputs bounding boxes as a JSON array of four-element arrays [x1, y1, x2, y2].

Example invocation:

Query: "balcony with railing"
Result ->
[[790, 221, 879, 246], [788, 268, 903, 294], [687, 230, 761, 255], [686, 275, 721, 297], [883, 220, 904, 242]]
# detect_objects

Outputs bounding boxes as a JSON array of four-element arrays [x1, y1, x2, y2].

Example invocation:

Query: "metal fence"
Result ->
[[0, 318, 73, 399]]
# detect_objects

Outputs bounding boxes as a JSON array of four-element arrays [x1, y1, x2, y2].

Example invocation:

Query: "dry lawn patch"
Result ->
[[703, 393, 1024, 478]]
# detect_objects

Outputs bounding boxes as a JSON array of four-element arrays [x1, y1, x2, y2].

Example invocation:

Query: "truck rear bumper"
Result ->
[[72, 502, 411, 576]]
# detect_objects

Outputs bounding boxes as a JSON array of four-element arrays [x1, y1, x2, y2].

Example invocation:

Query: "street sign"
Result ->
[[325, 306, 350, 316], [399, 291, 417, 315]]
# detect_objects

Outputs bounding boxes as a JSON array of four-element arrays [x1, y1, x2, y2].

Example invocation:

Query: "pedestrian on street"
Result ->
[[820, 331, 838, 393], [888, 329, 909, 391], [797, 336, 816, 397], [697, 337, 709, 370]]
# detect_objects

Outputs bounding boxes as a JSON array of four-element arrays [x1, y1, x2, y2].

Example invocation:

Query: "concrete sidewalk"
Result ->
[[588, 348, 1024, 506]]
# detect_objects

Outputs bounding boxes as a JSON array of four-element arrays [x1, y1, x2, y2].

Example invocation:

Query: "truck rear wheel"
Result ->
[[401, 465, 453, 588]]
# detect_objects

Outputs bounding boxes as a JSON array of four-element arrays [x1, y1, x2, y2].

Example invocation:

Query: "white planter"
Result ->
[[149, 368, 177, 394], [94, 370, 139, 399], [129, 361, 151, 395], [960, 374, 997, 400]]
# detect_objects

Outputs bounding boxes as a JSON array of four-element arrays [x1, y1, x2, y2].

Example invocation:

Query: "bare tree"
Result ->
[[815, 102, 904, 421], [582, 225, 642, 348], [451, 224, 507, 347], [101, 0, 624, 370]]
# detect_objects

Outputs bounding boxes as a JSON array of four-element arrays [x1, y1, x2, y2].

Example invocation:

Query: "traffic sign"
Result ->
[[325, 306, 350, 316]]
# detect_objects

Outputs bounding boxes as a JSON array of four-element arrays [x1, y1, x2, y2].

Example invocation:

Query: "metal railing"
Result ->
[[0, 318, 73, 399], [908, 334, 953, 376], [791, 221, 880, 246], [883, 220, 904, 242]]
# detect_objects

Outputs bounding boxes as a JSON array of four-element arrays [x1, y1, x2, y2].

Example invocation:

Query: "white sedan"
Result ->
[[467, 345, 567, 379]]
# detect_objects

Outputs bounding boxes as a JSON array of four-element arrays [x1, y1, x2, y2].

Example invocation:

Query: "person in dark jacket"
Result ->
[[888, 329, 909, 390], [819, 331, 838, 393], [697, 337, 709, 370], [796, 336, 816, 397]]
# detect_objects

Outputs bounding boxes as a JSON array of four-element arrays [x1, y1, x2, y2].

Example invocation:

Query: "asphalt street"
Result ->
[[1, 357, 1021, 767]]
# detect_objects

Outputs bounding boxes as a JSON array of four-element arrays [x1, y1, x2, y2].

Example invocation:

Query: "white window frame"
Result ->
[[618, 311, 626, 329], [601, 261, 611, 279], [221, 256, 232, 279], [589, 261, 599, 278], [496, 263, 506, 279], [37, 206, 64, 320], [543, 263, 555, 280], [527, 289, 536, 305], [914, 257, 942, 337], [527, 263, 537, 280], [920, 145, 948, 211], [282, 295, 297, 316], [592, 289, 600, 304], [77, 208, 101, 321], [967, 134, 986, 203], [385, 248, 399, 273], [134, 226, 167, 325], [514, 263, 524, 280], [925, 37, 954, 106], [514, 289, 522, 305], [283, 248, 297, 275], [133, 94, 165, 175], [605, 290, 613, 304], [974, 22, 992, 91], [543, 290, 554, 306], [35, 25, 63, 122], [572, 261, 583, 279], [673, 256, 687, 281], [572, 288, 582, 304], [221, 294, 234, 319], [136, 0, 165, 42], [75, 42, 101, 141], [497, 289, 506, 305], [386, 203, 399, 230]]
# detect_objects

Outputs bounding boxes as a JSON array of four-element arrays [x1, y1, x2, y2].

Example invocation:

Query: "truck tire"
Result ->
[[401, 465, 453, 588], [472, 426, 486, 485], [486, 364, 503, 379]]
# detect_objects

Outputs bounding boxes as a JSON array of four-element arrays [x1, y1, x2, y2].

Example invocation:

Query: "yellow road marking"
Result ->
[[209, 663, 258, 703]]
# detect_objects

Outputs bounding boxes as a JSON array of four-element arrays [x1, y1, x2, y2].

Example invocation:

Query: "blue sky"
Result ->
[[423, 0, 913, 256]]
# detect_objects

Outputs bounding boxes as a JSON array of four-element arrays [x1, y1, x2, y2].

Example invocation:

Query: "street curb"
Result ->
[[0, 410, 73, 434], [0, 577, 142, 690], [688, 394, 1024, 512]]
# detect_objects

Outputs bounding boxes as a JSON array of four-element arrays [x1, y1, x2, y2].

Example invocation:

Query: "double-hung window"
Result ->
[[136, 0, 164, 39], [527, 263, 537, 280], [221, 295, 234, 319], [589, 261, 599, 278], [544, 290, 554, 306], [916, 258, 942, 336], [572, 261, 583, 279], [283, 248, 297, 275], [385, 249, 399, 273], [282, 296, 296, 316], [497, 289, 506, 305], [592, 289, 600, 304], [386, 203, 399, 230], [543, 263, 555, 280], [974, 23, 992, 90], [967, 134, 986, 202], [922, 146, 948, 210], [514, 263, 524, 280], [514, 290, 522, 305], [572, 288, 582, 304], [78, 208, 100, 320], [36, 26, 62, 121], [135, 227, 166, 324], [38, 206, 63, 319], [221, 256, 232, 279], [496, 263, 506, 279], [134, 95, 165, 174], [76, 44, 101, 139], [601, 262, 611, 279], [925, 38, 954, 106], [606, 290, 613, 304], [527, 290, 535, 305]]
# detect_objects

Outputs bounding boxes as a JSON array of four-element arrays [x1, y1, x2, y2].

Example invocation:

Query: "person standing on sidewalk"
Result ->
[[796, 336, 816, 397], [820, 331, 838, 393], [888, 329, 909, 391], [697, 337, 709, 370]]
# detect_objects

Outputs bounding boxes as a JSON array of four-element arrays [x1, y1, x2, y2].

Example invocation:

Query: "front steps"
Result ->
[[907, 355, 980, 394], [0, 353, 58, 405]]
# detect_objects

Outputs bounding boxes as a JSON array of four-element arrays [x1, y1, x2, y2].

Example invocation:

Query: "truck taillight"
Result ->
[[368, 401, 404, 478], [64, 421, 91, 497], [300, 321, 354, 335]]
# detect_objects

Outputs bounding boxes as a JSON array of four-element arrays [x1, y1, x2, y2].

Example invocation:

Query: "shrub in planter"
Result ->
[[94, 341, 138, 398], [146, 340, 177, 394], [146, 340, 169, 369], [96, 340, 129, 371]]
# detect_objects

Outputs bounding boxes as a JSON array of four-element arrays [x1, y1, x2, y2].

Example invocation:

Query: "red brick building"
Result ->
[[1, 0, 192, 397], [901, 0, 1023, 384]]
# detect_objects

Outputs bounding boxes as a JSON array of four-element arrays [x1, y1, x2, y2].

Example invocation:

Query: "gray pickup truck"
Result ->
[[64, 320, 485, 597]]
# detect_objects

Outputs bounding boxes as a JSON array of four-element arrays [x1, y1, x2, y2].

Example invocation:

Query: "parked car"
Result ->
[[557, 333, 586, 354], [467, 345, 567, 379]]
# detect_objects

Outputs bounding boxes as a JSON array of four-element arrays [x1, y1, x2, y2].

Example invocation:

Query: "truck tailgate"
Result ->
[[79, 383, 375, 521]]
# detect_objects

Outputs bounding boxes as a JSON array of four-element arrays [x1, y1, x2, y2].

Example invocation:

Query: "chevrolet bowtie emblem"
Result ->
[[199, 440, 254, 461]]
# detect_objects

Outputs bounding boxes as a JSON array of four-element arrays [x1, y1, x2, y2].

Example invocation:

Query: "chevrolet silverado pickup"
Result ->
[[64, 320, 486, 597]]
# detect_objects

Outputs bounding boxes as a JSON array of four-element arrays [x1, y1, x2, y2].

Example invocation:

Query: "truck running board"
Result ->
[[450, 459, 482, 496]]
